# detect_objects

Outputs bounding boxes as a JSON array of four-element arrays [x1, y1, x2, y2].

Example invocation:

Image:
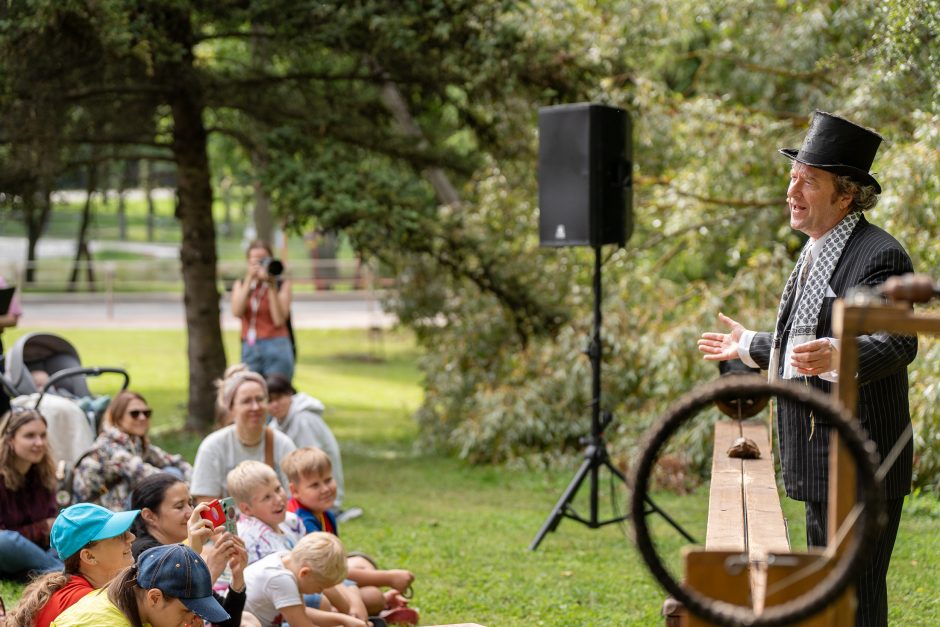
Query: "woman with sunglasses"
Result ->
[[0, 406, 61, 578], [72, 391, 192, 511], [9, 502, 138, 627]]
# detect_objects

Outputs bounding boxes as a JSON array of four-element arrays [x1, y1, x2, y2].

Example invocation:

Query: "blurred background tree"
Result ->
[[1, 0, 938, 490]]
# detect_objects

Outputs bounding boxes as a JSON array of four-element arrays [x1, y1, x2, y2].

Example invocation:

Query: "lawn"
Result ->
[[2, 326, 939, 625]]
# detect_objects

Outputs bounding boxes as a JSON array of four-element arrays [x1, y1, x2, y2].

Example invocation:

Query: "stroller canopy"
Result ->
[[6, 332, 92, 398]]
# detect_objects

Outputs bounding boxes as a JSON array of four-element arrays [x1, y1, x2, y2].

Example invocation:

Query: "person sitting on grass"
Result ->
[[129, 472, 258, 627], [0, 407, 62, 578], [191, 365, 295, 502], [10, 503, 138, 627], [281, 447, 417, 624], [50, 543, 230, 627], [227, 460, 307, 564], [244, 532, 368, 627], [72, 390, 192, 511], [228, 461, 368, 624]]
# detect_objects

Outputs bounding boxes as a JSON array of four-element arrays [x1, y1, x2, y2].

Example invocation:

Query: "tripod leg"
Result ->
[[529, 455, 595, 551], [598, 457, 698, 544]]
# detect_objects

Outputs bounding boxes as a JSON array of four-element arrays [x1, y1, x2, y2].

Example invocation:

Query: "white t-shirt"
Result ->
[[239, 511, 307, 564], [244, 551, 305, 627], [190, 425, 296, 498]]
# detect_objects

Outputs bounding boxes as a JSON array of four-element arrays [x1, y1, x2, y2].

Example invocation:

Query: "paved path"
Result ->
[[16, 291, 397, 330]]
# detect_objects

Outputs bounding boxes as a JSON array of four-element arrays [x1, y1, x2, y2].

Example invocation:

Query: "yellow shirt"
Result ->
[[50, 589, 150, 627]]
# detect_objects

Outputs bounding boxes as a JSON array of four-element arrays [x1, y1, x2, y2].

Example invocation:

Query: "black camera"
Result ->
[[261, 257, 284, 277]]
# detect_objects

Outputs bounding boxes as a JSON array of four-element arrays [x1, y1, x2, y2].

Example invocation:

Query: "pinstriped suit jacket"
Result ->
[[748, 215, 916, 502]]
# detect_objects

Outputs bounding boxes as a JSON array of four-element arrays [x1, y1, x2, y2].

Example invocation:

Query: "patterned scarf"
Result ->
[[768, 211, 861, 381]]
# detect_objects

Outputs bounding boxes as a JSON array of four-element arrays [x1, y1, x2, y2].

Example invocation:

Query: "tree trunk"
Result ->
[[250, 149, 273, 246], [142, 160, 156, 242], [117, 160, 132, 240], [22, 184, 51, 285], [220, 175, 233, 238], [69, 164, 97, 292], [170, 83, 227, 431]]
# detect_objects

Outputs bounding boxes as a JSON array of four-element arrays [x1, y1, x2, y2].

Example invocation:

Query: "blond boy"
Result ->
[[282, 448, 417, 619], [227, 460, 307, 564], [244, 532, 366, 627]]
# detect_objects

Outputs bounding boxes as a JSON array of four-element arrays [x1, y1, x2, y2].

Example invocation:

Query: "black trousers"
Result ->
[[805, 497, 904, 627]]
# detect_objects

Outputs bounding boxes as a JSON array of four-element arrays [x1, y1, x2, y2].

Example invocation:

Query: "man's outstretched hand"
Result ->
[[697, 313, 745, 362]]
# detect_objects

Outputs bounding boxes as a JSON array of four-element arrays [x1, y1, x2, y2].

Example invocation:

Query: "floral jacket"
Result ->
[[72, 427, 193, 511]]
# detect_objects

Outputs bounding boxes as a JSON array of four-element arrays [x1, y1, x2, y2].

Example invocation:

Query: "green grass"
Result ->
[[2, 325, 939, 624]]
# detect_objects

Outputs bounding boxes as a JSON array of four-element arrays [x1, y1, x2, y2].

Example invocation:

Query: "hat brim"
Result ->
[[181, 594, 230, 623], [779, 148, 881, 194], [92, 509, 140, 542]]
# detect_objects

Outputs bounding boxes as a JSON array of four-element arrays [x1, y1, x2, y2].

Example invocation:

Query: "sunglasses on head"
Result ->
[[128, 409, 153, 419]]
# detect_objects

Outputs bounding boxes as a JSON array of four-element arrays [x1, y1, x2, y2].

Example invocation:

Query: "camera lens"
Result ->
[[262, 257, 284, 276]]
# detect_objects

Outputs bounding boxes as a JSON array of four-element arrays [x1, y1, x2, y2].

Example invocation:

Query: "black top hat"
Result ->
[[779, 110, 883, 194]]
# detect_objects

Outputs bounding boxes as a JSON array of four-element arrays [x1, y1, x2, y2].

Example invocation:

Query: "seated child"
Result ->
[[229, 460, 368, 623], [227, 460, 307, 564], [281, 447, 418, 622], [243, 532, 367, 627]]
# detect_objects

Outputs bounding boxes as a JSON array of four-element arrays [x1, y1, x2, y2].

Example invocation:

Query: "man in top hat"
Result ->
[[698, 110, 917, 626]]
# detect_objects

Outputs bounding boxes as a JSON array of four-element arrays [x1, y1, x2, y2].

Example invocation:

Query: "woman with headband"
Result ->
[[190, 364, 296, 502]]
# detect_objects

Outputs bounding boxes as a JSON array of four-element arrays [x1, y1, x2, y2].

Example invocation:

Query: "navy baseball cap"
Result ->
[[51, 503, 140, 560], [137, 544, 230, 624]]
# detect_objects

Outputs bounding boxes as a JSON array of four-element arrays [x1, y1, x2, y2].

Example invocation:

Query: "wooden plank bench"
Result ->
[[682, 419, 790, 626]]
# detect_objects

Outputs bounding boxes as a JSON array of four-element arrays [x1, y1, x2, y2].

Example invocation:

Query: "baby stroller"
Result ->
[[3, 332, 129, 467]]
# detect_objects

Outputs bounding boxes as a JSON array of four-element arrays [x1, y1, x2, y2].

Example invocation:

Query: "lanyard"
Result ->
[[246, 281, 268, 346]]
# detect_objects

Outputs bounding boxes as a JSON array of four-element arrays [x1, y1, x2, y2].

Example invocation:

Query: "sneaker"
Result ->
[[336, 506, 364, 523], [379, 607, 420, 626]]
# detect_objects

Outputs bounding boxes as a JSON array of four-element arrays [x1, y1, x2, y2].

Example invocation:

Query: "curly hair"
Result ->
[[0, 407, 56, 491], [834, 174, 879, 213], [7, 552, 84, 626]]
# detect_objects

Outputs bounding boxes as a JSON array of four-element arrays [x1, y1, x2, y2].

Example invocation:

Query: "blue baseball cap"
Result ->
[[51, 503, 140, 560], [137, 544, 230, 624]]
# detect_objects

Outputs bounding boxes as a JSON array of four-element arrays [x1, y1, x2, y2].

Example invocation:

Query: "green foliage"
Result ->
[[389, 0, 940, 496]]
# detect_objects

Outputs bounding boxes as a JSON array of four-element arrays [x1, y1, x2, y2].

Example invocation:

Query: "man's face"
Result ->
[[787, 163, 851, 239]]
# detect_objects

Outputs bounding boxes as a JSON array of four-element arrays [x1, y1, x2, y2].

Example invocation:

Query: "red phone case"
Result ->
[[200, 499, 226, 526]]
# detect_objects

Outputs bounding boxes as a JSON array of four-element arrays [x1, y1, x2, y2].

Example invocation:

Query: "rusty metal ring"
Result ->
[[630, 377, 884, 626]]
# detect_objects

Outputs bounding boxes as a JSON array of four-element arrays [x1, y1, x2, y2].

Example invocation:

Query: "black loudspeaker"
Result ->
[[538, 103, 633, 247]]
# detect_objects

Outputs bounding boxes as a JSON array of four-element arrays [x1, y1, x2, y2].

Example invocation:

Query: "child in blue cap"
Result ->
[[50, 543, 229, 627]]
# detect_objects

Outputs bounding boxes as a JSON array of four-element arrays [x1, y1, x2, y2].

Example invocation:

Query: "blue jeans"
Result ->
[[0, 530, 63, 577], [241, 336, 294, 381]]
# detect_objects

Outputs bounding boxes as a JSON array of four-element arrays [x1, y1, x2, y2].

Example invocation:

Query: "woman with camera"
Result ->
[[231, 240, 294, 381]]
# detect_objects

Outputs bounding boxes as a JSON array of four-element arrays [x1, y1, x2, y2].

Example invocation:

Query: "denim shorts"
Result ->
[[241, 335, 295, 380]]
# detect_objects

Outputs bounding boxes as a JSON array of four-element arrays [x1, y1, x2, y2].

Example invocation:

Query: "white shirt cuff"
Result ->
[[818, 338, 840, 382], [737, 329, 759, 368]]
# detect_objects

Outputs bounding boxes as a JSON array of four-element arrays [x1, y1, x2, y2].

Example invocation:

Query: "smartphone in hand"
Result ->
[[199, 497, 239, 536], [220, 496, 238, 535]]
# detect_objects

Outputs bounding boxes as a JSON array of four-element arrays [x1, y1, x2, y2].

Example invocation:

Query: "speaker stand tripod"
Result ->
[[529, 244, 696, 550]]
